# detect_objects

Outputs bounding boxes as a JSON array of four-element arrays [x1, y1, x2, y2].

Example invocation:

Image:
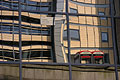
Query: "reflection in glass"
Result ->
[[62, 15, 113, 64], [63, 29, 80, 40], [0, 0, 119, 80], [0, 8, 19, 61], [21, 11, 68, 63], [21, 12, 53, 62], [21, 1, 52, 12], [0, 0, 67, 63], [0, 0, 19, 9]]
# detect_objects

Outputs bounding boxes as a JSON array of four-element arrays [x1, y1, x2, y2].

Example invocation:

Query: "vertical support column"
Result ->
[[18, 0, 22, 80], [55, 0, 67, 63], [66, 0, 72, 80], [110, 0, 119, 80]]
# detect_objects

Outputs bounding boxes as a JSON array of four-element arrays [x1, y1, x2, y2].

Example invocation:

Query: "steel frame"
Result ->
[[109, 0, 119, 79]]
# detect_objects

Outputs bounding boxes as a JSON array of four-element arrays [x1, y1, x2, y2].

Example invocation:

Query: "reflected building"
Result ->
[[0, 0, 57, 62], [0, 0, 118, 64], [61, 0, 114, 64], [0, 0, 120, 80], [62, 0, 113, 64]]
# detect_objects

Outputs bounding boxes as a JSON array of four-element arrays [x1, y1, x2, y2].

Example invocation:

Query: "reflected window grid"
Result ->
[[0, 0, 119, 80]]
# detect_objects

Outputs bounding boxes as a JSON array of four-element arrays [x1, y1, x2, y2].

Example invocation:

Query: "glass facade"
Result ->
[[0, 0, 120, 80]]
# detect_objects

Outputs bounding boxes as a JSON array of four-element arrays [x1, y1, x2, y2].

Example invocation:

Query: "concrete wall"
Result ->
[[0, 64, 118, 80]]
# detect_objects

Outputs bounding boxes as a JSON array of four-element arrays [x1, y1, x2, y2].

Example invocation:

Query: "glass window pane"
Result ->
[[69, 0, 110, 15], [21, 0, 66, 12], [0, 8, 19, 62], [104, 53, 110, 63], [102, 32, 108, 42], [63, 29, 80, 40], [21, 12, 68, 63], [99, 12, 107, 20], [67, 15, 114, 64], [70, 8, 78, 13], [1, 0, 18, 9]]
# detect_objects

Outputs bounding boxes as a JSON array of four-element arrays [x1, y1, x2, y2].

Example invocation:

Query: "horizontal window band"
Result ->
[[0, 22, 51, 29], [0, 9, 114, 18], [0, 48, 51, 52], [64, 47, 113, 50], [70, 1, 109, 8], [69, 23, 111, 28], [0, 40, 52, 47]]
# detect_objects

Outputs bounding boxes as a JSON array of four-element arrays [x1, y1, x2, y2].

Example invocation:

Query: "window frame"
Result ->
[[104, 53, 110, 64], [69, 8, 78, 13], [63, 29, 80, 41], [101, 32, 108, 42], [98, 12, 107, 20]]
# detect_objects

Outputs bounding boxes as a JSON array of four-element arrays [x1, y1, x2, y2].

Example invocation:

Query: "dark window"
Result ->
[[21, 1, 52, 11], [98, 12, 106, 20], [80, 54, 91, 64], [70, 8, 78, 13], [93, 54, 104, 64], [63, 29, 80, 40], [27, 1, 37, 5], [12, 3, 18, 9], [1, 2, 18, 9], [101, 32, 108, 42], [27, 6, 36, 10], [40, 2, 50, 5], [40, 7, 49, 11], [104, 53, 109, 63]]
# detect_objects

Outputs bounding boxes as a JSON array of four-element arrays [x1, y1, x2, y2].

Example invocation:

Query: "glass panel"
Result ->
[[0, 0, 19, 9], [104, 53, 110, 63], [69, 0, 110, 15], [21, 0, 52, 11], [66, 15, 114, 64], [0, 6, 19, 61], [22, 64, 69, 80], [101, 32, 108, 42], [72, 65, 116, 80], [63, 29, 80, 40], [69, 0, 110, 4], [21, 12, 68, 63], [70, 8, 78, 13], [0, 64, 19, 80], [21, 0, 66, 12]]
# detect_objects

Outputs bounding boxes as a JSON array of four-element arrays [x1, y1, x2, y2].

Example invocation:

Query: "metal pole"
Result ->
[[110, 0, 119, 80], [66, 0, 72, 80], [18, 0, 22, 80]]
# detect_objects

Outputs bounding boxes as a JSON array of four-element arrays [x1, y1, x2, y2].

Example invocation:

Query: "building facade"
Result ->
[[0, 0, 120, 80]]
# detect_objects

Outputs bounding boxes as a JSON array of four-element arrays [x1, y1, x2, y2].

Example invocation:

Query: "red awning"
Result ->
[[92, 51, 104, 54], [81, 56, 91, 58], [94, 56, 103, 58], [79, 50, 91, 54]]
